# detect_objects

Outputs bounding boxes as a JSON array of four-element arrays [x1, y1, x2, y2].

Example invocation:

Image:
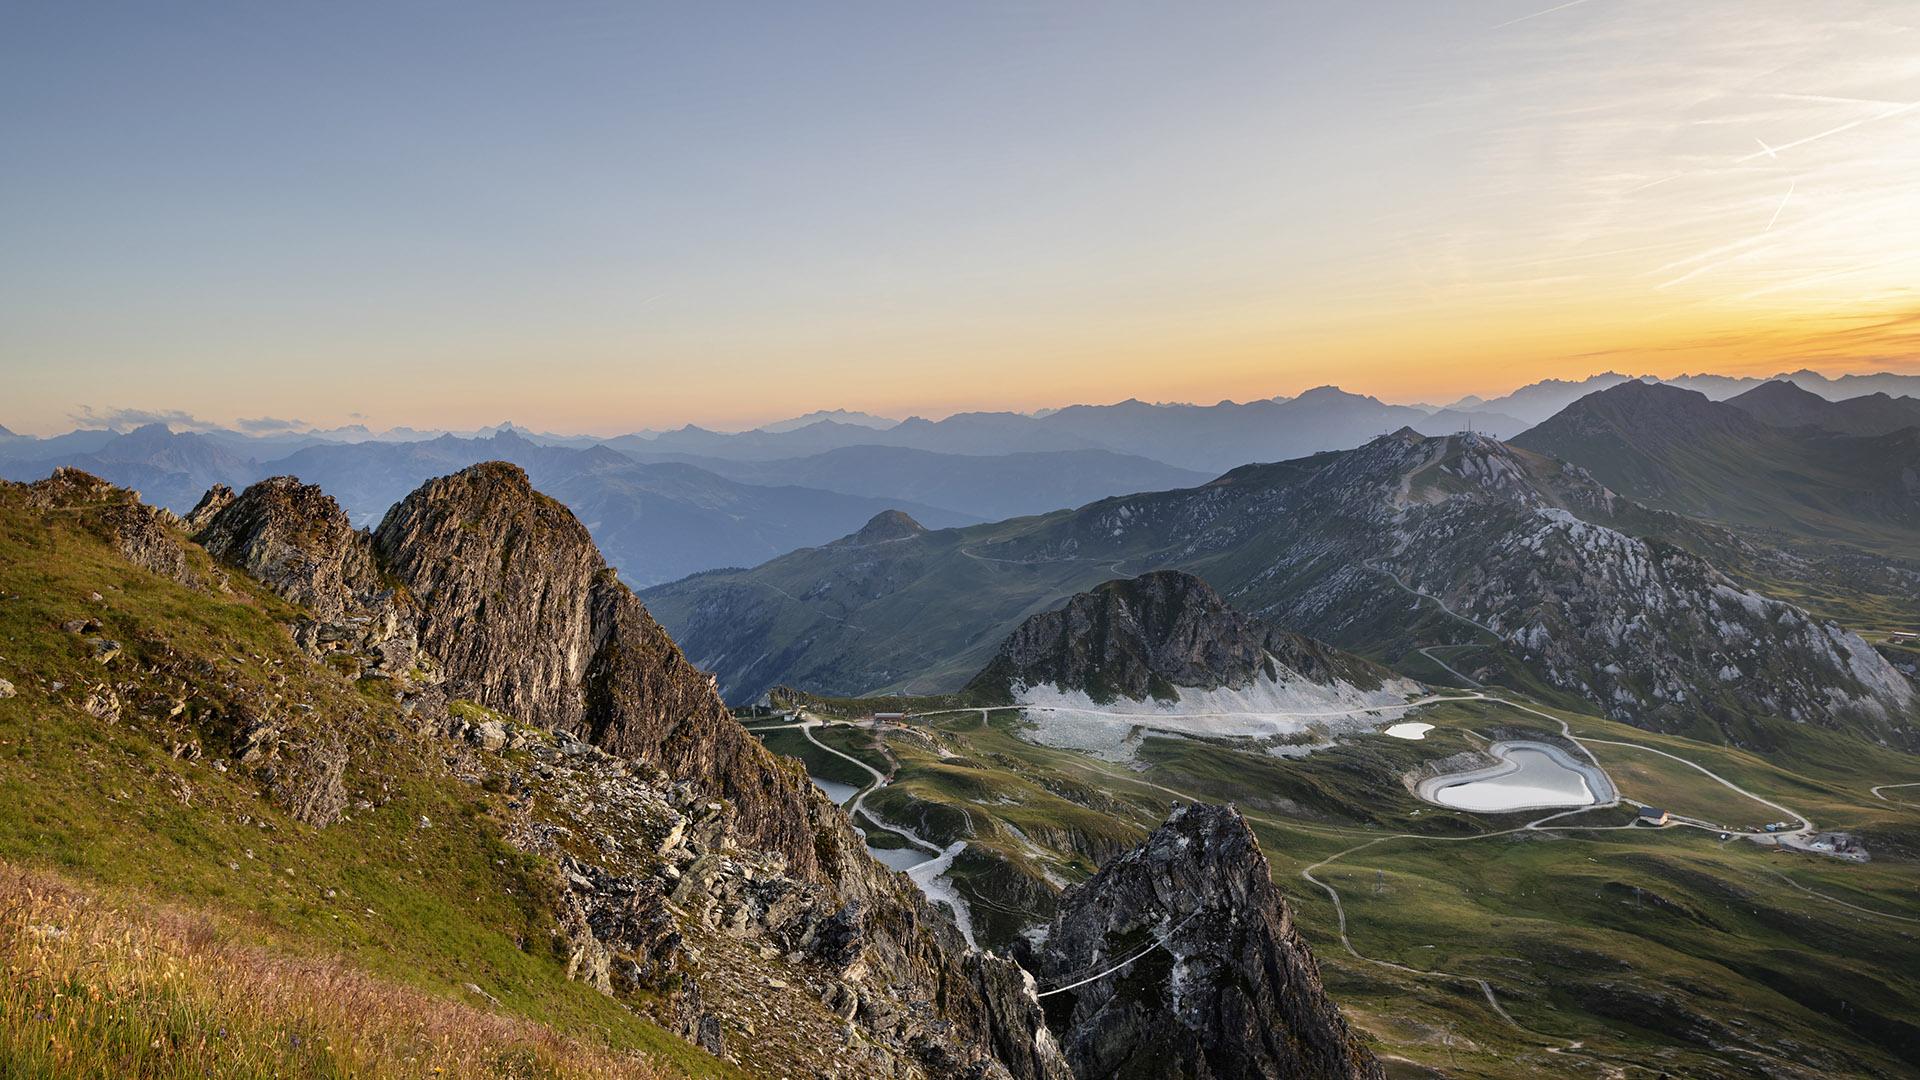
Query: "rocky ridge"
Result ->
[[24, 467, 199, 586], [189, 462, 1069, 1078]]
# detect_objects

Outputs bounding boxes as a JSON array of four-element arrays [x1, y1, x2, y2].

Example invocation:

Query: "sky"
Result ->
[[3, 1, 1917, 436]]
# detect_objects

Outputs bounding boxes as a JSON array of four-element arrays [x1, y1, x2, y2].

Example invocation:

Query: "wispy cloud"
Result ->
[[68, 406, 216, 433], [234, 416, 313, 434], [66, 407, 320, 435]]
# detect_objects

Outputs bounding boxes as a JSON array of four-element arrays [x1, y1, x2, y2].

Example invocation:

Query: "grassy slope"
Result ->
[[0, 492, 733, 1078], [0, 864, 672, 1080], [762, 693, 1920, 1079]]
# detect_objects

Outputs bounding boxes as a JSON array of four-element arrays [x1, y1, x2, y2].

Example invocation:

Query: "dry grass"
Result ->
[[0, 864, 673, 1080]]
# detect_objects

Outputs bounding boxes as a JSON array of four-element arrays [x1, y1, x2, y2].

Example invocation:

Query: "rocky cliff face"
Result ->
[[370, 464, 602, 735], [193, 462, 1072, 1079], [1024, 804, 1383, 1080], [968, 570, 1401, 706]]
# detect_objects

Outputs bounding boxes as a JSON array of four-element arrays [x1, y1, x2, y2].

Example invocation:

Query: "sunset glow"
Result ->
[[2, 1, 1916, 434]]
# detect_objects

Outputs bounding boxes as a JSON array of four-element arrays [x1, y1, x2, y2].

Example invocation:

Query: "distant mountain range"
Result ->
[[0, 423, 261, 513], [1511, 380, 1920, 552], [6, 370, 1914, 587], [1724, 379, 1920, 437], [1451, 369, 1920, 425], [0, 426, 984, 585], [756, 408, 898, 433], [242, 431, 980, 586], [644, 430, 1916, 748], [624, 444, 1210, 523], [614, 388, 1527, 472]]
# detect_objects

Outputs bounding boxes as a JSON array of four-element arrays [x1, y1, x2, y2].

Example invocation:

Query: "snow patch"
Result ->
[[1010, 667, 1421, 760]]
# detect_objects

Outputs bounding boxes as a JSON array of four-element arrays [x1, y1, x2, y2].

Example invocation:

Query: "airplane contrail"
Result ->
[[1769, 92, 1910, 109], [1491, 0, 1594, 30], [1632, 100, 1917, 195], [1736, 100, 1920, 163], [1765, 180, 1796, 231]]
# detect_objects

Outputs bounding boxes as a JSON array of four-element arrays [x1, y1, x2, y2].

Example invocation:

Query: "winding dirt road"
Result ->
[[752, 714, 977, 946]]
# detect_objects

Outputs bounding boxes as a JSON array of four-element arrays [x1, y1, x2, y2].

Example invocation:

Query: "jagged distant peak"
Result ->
[[756, 408, 899, 433], [117, 421, 178, 440]]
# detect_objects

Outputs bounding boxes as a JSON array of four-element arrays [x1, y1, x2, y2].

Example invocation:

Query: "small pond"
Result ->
[[867, 844, 933, 871], [1419, 741, 1614, 812], [809, 775, 859, 806]]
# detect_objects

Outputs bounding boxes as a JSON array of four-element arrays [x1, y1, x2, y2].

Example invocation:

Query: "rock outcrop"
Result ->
[[22, 468, 192, 585], [968, 570, 1401, 706], [181, 483, 235, 533], [369, 464, 601, 734], [194, 477, 380, 618], [1024, 804, 1383, 1080]]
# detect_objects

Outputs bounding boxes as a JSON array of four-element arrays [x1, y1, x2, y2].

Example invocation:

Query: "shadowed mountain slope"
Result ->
[[1512, 380, 1920, 551], [1725, 379, 1920, 437]]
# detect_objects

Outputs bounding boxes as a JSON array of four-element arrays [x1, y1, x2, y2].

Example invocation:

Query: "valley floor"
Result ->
[[762, 689, 1920, 1079]]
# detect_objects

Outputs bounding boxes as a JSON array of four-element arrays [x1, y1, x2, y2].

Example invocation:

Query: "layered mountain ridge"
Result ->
[[1511, 380, 1920, 551], [1725, 379, 1920, 437]]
